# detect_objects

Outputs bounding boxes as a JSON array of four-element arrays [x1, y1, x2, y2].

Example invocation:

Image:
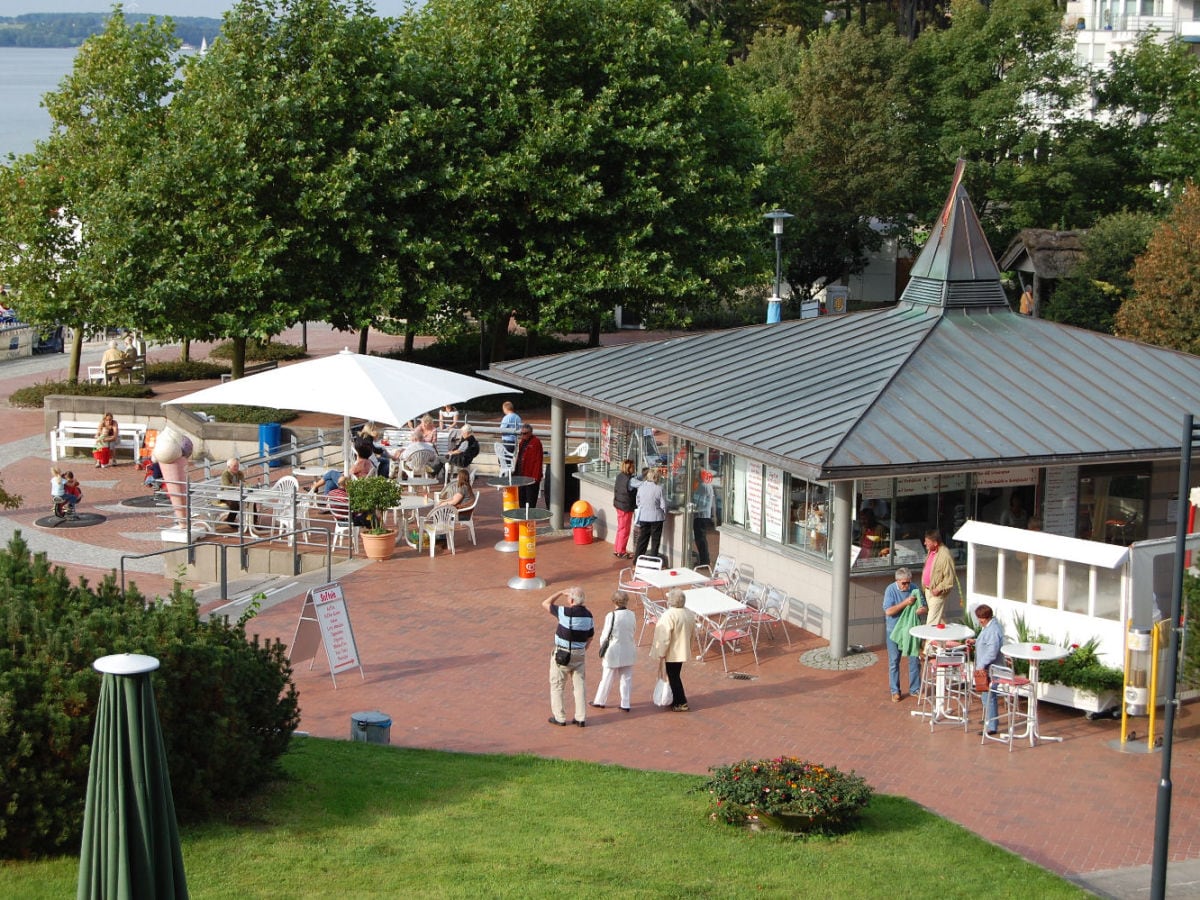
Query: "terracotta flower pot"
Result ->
[[360, 529, 397, 561]]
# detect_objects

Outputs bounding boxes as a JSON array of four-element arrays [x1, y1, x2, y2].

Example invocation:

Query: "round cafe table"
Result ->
[[1001, 642, 1069, 746], [502, 506, 553, 590], [484, 474, 535, 552]]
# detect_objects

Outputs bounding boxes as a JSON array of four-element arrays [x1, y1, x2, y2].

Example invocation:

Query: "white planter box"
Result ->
[[1037, 682, 1120, 714]]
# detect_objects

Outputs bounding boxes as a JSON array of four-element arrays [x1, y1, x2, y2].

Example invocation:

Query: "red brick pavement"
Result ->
[[2, 329, 1198, 886]]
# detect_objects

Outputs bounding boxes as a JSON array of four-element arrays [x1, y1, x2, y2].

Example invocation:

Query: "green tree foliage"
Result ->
[[0, 534, 298, 859], [1041, 212, 1156, 333], [0, 8, 180, 381], [119, 0, 411, 375], [675, 0, 826, 57], [1115, 182, 1200, 353], [407, 0, 764, 360], [1092, 34, 1200, 211], [906, 0, 1087, 245], [737, 24, 918, 297]]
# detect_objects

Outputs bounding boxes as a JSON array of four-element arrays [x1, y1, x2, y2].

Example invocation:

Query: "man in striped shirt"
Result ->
[[543, 586, 594, 727]]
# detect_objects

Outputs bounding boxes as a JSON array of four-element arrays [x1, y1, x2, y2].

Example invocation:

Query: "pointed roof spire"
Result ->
[[900, 159, 1009, 310]]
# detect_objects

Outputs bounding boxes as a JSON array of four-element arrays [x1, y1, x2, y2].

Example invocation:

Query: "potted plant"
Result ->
[[699, 756, 874, 833], [1011, 616, 1123, 714], [346, 475, 402, 561]]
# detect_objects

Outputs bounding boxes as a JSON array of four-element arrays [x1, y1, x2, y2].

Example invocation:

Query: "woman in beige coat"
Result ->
[[651, 588, 697, 712]]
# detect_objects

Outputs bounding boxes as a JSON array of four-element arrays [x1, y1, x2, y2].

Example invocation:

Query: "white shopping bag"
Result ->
[[652, 677, 673, 707]]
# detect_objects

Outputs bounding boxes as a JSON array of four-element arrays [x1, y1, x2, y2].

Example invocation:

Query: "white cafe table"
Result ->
[[1001, 642, 1069, 746], [292, 465, 332, 480], [683, 586, 749, 660], [635, 566, 710, 591], [389, 495, 432, 547], [401, 475, 439, 493], [909, 622, 975, 726]]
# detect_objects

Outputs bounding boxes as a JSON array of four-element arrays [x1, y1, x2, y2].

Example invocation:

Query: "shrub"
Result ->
[[1011, 615, 1123, 692], [8, 380, 152, 408], [208, 340, 306, 362], [0, 534, 298, 859], [701, 757, 874, 832], [146, 359, 229, 382], [347, 475, 402, 533], [191, 404, 300, 425]]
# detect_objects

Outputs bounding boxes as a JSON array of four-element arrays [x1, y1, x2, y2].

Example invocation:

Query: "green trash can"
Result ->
[[258, 422, 283, 468]]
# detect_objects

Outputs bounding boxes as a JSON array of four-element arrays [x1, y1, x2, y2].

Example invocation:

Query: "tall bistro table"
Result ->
[[484, 474, 536, 552], [1001, 642, 1069, 746], [502, 505, 553, 590], [909, 622, 975, 726]]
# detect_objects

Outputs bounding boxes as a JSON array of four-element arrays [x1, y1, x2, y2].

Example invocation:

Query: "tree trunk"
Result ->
[[67, 326, 83, 382], [232, 335, 246, 379], [404, 327, 415, 356], [357, 326, 369, 354], [179, 339, 190, 363], [489, 312, 510, 366], [588, 313, 601, 348]]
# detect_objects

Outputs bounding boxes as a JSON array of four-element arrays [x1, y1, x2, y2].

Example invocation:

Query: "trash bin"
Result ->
[[350, 710, 392, 745], [258, 422, 283, 468], [570, 500, 594, 545]]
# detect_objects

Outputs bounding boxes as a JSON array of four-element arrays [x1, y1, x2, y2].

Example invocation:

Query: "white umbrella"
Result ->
[[165, 349, 515, 472]]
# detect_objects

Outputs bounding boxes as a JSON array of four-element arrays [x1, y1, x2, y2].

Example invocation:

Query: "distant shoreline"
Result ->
[[0, 12, 221, 49]]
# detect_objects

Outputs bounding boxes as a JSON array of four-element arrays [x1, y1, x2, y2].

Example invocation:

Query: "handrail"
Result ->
[[120, 526, 334, 601]]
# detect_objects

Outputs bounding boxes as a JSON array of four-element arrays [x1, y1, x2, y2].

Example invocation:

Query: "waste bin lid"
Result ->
[[351, 710, 392, 728]]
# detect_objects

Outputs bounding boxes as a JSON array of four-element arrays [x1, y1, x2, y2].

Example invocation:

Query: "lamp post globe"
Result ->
[[763, 209, 793, 323]]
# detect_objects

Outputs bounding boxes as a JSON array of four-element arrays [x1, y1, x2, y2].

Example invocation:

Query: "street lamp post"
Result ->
[[763, 209, 793, 323]]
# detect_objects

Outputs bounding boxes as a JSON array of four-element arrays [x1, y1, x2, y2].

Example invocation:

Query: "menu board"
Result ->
[[764, 467, 785, 543], [746, 464, 763, 536], [600, 419, 612, 464], [895, 473, 966, 497], [976, 466, 1039, 488], [1043, 465, 1078, 537], [289, 582, 364, 687]]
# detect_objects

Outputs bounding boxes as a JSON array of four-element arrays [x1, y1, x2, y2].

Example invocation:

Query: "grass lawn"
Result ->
[[0, 737, 1084, 898]]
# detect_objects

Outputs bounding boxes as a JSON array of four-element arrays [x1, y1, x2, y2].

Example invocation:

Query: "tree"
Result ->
[[906, 0, 1087, 245], [404, 0, 764, 361], [119, 0, 416, 374], [737, 24, 920, 298], [0, 8, 180, 380], [1092, 33, 1200, 211], [1115, 182, 1200, 353], [1042, 211, 1157, 333]]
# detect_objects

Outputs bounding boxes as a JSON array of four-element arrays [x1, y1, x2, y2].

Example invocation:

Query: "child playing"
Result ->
[[51, 467, 65, 501], [63, 472, 82, 511]]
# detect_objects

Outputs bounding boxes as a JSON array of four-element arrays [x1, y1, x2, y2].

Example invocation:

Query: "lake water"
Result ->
[[0, 47, 79, 159]]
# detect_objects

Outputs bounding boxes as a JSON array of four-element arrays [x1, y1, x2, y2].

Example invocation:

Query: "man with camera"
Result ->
[[543, 587, 594, 727]]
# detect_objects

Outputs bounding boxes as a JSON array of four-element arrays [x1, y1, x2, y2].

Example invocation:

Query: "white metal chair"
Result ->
[[926, 647, 971, 732], [634, 555, 663, 572], [982, 664, 1032, 750], [698, 553, 737, 589], [706, 611, 760, 672], [728, 563, 755, 600], [618, 566, 651, 611], [494, 442, 514, 478], [741, 581, 767, 610], [638, 594, 666, 646], [418, 504, 458, 557], [751, 587, 792, 647]]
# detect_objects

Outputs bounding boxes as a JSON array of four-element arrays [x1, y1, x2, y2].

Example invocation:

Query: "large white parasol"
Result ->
[[165, 349, 515, 471]]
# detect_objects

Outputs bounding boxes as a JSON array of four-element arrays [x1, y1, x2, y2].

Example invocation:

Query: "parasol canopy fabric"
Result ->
[[77, 653, 187, 900]]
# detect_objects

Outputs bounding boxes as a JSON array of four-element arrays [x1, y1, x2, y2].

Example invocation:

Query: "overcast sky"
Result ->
[[12, 0, 421, 19]]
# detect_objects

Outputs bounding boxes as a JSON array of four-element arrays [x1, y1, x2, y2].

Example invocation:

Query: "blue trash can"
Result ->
[[258, 422, 283, 468]]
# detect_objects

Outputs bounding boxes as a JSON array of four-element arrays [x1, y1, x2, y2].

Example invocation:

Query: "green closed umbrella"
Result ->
[[77, 654, 188, 900]]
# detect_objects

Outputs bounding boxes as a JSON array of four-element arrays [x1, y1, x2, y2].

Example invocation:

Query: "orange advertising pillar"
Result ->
[[503, 486, 520, 544], [518, 520, 537, 582]]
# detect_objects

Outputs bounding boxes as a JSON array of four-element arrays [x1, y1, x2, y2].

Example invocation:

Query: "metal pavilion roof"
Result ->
[[488, 164, 1200, 482]]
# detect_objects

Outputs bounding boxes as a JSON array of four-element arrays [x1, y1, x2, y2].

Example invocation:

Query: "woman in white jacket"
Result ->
[[590, 591, 639, 712]]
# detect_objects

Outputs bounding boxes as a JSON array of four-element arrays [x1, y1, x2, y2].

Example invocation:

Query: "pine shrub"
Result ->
[[0, 534, 299, 859]]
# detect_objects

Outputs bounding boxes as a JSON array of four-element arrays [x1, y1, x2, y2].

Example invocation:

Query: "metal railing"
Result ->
[[120, 526, 334, 601]]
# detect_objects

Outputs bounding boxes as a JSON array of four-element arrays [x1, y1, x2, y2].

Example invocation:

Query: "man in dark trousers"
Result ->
[[514, 423, 544, 508]]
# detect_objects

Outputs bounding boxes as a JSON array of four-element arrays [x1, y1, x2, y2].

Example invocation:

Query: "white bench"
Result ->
[[50, 419, 146, 463]]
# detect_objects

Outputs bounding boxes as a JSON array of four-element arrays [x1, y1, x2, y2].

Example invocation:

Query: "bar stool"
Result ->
[[981, 664, 1032, 751], [930, 647, 970, 732]]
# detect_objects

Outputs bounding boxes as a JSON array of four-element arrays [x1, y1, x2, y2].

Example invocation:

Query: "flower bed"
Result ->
[[701, 757, 873, 832]]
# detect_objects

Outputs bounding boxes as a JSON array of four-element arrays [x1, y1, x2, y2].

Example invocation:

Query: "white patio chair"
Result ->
[[982, 664, 1032, 750], [751, 587, 792, 647], [418, 504, 458, 557], [638, 594, 666, 646], [697, 553, 737, 589], [493, 442, 514, 478], [706, 611, 759, 672], [402, 448, 437, 480], [618, 566, 651, 612], [453, 494, 478, 546], [270, 476, 301, 541], [634, 555, 663, 572]]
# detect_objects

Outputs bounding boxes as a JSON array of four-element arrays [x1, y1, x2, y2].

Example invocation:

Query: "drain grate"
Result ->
[[727, 672, 757, 680]]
